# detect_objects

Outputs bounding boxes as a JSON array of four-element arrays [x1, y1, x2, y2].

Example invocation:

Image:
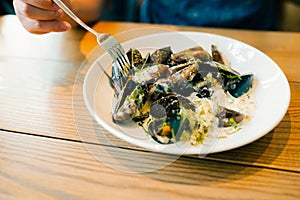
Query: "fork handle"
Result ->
[[53, 0, 100, 37]]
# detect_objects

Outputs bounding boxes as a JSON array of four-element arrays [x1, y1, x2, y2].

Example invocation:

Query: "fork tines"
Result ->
[[109, 45, 131, 77], [102, 36, 131, 78]]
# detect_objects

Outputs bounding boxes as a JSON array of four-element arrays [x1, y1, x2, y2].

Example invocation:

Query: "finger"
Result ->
[[19, 16, 71, 33], [22, 0, 60, 10], [26, 5, 63, 21], [15, 0, 61, 21]]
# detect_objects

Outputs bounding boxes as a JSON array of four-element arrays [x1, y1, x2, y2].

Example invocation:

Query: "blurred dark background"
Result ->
[[1, 0, 299, 31], [0, 0, 15, 15]]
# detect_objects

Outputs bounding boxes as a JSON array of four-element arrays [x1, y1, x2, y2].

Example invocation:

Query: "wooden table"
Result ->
[[0, 15, 299, 199]]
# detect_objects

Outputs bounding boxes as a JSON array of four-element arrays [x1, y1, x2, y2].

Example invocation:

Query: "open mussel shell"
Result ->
[[211, 44, 225, 64], [197, 61, 254, 98], [112, 80, 150, 124], [217, 107, 245, 127], [147, 92, 190, 145], [126, 48, 144, 68], [148, 116, 190, 144], [150, 46, 173, 64], [224, 74, 254, 98], [171, 46, 212, 64]]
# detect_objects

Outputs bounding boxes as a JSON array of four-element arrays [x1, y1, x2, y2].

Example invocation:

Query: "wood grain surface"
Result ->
[[0, 15, 299, 199]]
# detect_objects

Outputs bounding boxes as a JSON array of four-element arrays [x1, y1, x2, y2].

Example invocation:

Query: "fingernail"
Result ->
[[56, 10, 63, 18], [61, 21, 71, 30]]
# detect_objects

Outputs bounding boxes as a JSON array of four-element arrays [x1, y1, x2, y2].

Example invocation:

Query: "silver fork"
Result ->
[[53, 0, 131, 77]]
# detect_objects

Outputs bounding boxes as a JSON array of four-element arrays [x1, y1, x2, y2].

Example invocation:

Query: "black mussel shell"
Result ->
[[150, 47, 173, 64], [149, 84, 172, 102], [170, 80, 194, 97], [171, 46, 212, 64], [211, 45, 224, 64], [148, 116, 189, 144], [151, 94, 180, 117], [126, 48, 144, 67], [224, 74, 253, 98], [112, 81, 149, 124], [217, 107, 245, 127]]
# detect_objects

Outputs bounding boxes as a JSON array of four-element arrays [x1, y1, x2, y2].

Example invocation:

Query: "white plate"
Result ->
[[83, 31, 290, 155]]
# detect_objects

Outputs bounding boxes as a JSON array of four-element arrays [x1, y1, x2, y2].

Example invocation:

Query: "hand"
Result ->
[[13, 0, 72, 34]]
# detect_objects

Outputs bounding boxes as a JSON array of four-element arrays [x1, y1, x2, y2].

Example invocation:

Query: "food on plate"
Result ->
[[111, 45, 255, 145]]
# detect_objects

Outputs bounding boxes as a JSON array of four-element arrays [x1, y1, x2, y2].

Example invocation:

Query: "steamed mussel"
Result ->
[[111, 45, 255, 145]]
